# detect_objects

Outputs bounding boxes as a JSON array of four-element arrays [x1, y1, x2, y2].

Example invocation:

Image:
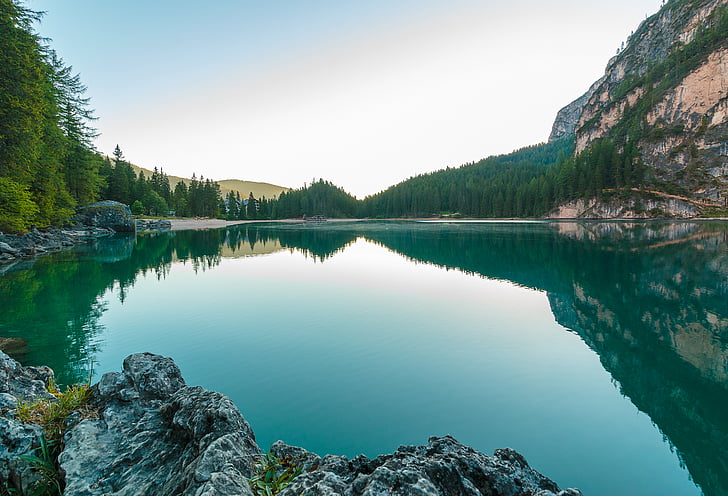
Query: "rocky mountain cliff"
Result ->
[[550, 0, 728, 204]]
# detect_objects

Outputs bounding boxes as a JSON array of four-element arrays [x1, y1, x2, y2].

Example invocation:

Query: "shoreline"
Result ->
[[163, 217, 728, 232]]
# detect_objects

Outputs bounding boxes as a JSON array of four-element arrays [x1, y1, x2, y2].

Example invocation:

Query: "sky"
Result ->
[[28, 0, 664, 198]]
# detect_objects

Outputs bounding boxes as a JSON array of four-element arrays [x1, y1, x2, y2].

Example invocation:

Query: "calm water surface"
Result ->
[[1, 221, 726, 496]]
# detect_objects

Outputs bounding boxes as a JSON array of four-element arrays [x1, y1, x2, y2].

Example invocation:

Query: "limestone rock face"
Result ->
[[74, 200, 135, 233], [546, 196, 700, 219], [548, 77, 604, 143], [550, 0, 728, 202], [60, 352, 260, 496], [273, 437, 582, 496]]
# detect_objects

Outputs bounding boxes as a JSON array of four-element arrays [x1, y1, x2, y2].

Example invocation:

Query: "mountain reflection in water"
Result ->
[[0, 221, 725, 495]]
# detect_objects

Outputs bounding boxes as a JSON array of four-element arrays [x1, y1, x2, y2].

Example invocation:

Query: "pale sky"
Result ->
[[29, 0, 663, 198]]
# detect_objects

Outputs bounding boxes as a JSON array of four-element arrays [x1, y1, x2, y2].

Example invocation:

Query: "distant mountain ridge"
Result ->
[[126, 163, 289, 199]]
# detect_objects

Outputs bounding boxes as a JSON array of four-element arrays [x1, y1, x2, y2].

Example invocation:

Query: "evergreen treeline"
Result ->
[[362, 140, 575, 218], [100, 145, 223, 218], [0, 0, 225, 231], [273, 179, 360, 218], [260, 138, 644, 220], [0, 0, 103, 232], [222, 190, 273, 221]]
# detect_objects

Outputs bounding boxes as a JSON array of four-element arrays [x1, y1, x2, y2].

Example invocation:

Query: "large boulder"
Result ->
[[59, 353, 260, 496], [74, 201, 135, 233], [273, 436, 582, 496]]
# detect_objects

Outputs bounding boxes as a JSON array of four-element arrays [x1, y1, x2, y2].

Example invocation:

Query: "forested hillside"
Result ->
[[362, 140, 574, 218], [262, 138, 644, 219], [0, 0, 225, 231], [0, 1, 102, 232]]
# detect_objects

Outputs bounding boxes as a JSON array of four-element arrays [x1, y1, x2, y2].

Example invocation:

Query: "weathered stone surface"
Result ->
[[137, 218, 172, 231], [274, 436, 582, 496], [74, 200, 135, 233], [0, 351, 55, 402], [60, 352, 260, 496], [554, 0, 728, 202], [1, 350, 584, 495], [0, 225, 116, 266], [0, 417, 44, 495], [547, 196, 700, 219], [0, 351, 55, 494]]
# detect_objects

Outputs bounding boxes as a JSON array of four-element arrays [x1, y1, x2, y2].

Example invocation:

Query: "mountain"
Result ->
[[551, 0, 728, 206], [127, 163, 289, 199]]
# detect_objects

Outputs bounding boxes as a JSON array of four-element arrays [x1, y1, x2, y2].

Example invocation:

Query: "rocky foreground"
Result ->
[[0, 351, 583, 496]]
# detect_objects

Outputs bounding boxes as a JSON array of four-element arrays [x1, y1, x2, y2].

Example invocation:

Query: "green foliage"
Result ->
[[0, 0, 102, 229], [12, 379, 94, 496], [15, 381, 93, 441], [248, 452, 303, 496], [17, 433, 62, 496], [130, 199, 144, 215], [273, 179, 359, 219], [141, 190, 169, 216], [361, 139, 574, 218], [0, 177, 39, 232]]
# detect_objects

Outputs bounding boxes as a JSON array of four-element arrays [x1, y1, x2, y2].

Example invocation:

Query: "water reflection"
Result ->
[[0, 221, 725, 495]]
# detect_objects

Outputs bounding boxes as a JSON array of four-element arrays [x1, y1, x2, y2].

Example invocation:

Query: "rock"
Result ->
[[137, 219, 172, 231], [0, 351, 55, 402], [60, 352, 260, 496], [74, 200, 135, 233], [0, 224, 117, 266], [547, 195, 700, 219], [0, 417, 44, 495], [0, 242, 18, 255], [0, 337, 29, 358], [275, 436, 582, 496], [0, 352, 52, 494], [0, 351, 583, 496]]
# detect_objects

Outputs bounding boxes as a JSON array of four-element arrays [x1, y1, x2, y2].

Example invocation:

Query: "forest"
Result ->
[[0, 0, 224, 232], [262, 137, 644, 219], [4, 0, 707, 230]]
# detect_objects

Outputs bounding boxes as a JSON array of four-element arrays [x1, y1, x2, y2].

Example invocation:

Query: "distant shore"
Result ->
[[167, 218, 252, 231], [164, 216, 728, 232], [165, 217, 374, 231]]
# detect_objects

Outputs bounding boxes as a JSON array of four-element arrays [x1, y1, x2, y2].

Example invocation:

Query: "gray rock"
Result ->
[[0, 350, 55, 401], [0, 417, 44, 495], [0, 351, 583, 496], [276, 436, 582, 496], [0, 242, 18, 255], [0, 352, 51, 494], [0, 393, 17, 412], [137, 219, 172, 231], [60, 352, 260, 496], [74, 200, 135, 233]]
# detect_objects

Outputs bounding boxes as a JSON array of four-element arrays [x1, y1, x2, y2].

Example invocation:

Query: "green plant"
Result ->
[[248, 452, 303, 496], [15, 382, 94, 442], [17, 434, 62, 496]]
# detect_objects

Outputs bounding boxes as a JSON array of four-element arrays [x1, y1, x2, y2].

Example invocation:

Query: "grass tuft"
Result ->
[[248, 452, 303, 496], [15, 382, 96, 442]]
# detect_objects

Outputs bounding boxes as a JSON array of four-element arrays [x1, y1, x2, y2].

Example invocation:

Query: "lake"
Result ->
[[1, 220, 726, 496]]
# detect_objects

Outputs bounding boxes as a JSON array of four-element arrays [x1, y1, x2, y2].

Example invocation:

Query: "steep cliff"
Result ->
[[551, 0, 728, 203]]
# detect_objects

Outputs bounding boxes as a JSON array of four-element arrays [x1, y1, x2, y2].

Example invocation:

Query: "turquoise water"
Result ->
[[1, 221, 726, 496]]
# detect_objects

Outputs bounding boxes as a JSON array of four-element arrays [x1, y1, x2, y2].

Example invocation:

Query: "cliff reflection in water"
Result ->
[[0, 221, 725, 495], [363, 221, 728, 496]]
